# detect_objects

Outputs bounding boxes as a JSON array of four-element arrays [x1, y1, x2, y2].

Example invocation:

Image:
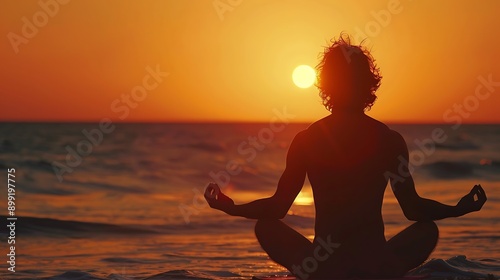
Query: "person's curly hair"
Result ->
[[316, 33, 382, 112]]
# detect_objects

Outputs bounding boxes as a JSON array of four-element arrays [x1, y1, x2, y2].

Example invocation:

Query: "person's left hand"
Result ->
[[204, 183, 234, 214], [456, 184, 487, 216]]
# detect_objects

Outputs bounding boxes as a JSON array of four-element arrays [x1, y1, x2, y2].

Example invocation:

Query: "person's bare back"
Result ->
[[303, 113, 391, 250]]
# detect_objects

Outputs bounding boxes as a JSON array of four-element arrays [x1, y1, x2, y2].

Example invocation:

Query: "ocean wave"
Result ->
[[420, 160, 500, 180], [22, 159, 55, 172], [420, 161, 475, 179], [0, 214, 317, 240], [161, 253, 263, 261], [142, 270, 240, 280], [181, 142, 227, 152], [65, 179, 151, 195], [282, 214, 315, 228], [102, 257, 166, 264], [410, 255, 500, 278], [435, 142, 480, 151], [15, 257, 500, 280], [433, 132, 481, 151], [0, 216, 159, 238]]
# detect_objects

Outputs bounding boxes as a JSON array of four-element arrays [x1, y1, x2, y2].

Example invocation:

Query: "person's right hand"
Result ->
[[204, 182, 234, 214], [456, 184, 487, 216]]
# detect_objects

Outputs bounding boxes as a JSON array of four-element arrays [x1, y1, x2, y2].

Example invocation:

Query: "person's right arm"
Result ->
[[387, 130, 487, 221]]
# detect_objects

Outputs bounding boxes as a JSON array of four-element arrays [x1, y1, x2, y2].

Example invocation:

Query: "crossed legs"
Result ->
[[255, 219, 438, 279]]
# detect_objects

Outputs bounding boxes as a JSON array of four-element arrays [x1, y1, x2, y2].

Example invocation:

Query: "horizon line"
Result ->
[[1, 120, 500, 125]]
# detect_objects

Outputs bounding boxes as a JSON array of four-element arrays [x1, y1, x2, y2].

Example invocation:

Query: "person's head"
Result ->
[[316, 33, 382, 113]]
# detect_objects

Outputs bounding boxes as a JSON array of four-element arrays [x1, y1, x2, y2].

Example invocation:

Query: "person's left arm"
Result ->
[[204, 132, 307, 219]]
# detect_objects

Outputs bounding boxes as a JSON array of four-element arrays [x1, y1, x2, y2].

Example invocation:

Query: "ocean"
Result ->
[[0, 122, 499, 280]]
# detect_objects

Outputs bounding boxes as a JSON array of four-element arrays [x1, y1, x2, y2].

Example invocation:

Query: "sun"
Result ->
[[292, 65, 316, 89]]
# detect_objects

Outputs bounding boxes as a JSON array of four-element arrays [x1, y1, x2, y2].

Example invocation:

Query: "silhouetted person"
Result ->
[[204, 34, 487, 279]]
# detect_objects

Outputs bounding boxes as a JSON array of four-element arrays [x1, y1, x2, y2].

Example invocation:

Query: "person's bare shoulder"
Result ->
[[306, 115, 331, 129], [293, 129, 308, 141], [365, 115, 390, 130], [386, 129, 408, 158], [298, 119, 322, 139], [387, 128, 405, 144], [364, 117, 406, 153]]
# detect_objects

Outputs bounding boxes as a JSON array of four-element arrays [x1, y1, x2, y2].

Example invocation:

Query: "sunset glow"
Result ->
[[294, 190, 314, 206], [1, 1, 499, 123]]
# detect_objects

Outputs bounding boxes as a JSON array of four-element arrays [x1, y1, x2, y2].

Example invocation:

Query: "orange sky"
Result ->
[[1, 0, 499, 123]]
